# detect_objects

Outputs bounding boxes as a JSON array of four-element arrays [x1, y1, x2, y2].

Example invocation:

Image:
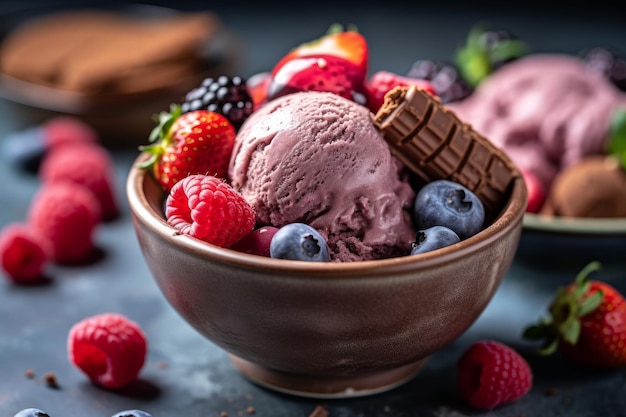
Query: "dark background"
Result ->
[[1, 1, 626, 417]]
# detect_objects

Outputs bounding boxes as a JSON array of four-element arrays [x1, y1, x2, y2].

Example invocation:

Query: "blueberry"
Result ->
[[111, 410, 153, 417], [411, 226, 460, 255], [414, 180, 485, 240], [270, 223, 330, 262], [2, 126, 47, 174], [13, 409, 50, 417]]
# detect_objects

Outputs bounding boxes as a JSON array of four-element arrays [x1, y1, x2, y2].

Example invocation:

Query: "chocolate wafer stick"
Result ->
[[373, 85, 520, 219]]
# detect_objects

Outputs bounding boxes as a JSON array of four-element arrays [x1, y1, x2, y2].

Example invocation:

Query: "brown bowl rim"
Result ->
[[126, 152, 527, 278]]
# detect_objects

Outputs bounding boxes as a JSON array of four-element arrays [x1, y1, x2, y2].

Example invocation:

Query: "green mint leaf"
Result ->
[[608, 108, 626, 169]]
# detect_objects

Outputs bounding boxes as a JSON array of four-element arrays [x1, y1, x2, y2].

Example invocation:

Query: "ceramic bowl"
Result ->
[[126, 152, 527, 398]]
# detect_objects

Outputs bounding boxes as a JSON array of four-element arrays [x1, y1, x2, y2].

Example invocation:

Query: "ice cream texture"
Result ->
[[228, 91, 416, 262], [448, 54, 626, 191]]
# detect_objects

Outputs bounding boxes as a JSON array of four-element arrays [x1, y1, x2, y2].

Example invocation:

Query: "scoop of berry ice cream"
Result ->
[[228, 91, 416, 262], [448, 54, 626, 191]]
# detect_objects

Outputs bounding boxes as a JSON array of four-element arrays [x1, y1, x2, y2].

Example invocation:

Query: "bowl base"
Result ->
[[228, 354, 429, 399]]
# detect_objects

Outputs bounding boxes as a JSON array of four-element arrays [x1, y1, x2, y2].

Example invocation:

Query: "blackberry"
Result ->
[[181, 75, 253, 130], [407, 60, 473, 104], [579, 47, 626, 91]]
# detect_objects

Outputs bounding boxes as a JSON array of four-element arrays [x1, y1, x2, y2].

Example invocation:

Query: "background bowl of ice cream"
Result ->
[[126, 130, 527, 398], [448, 53, 626, 260]]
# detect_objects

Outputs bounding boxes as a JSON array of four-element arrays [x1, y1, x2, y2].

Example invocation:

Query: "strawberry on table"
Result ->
[[139, 105, 236, 193], [523, 261, 626, 368]]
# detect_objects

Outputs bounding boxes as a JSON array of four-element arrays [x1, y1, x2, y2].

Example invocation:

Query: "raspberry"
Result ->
[[28, 182, 101, 264], [44, 116, 99, 148], [457, 340, 533, 410], [68, 313, 147, 389], [366, 70, 436, 113], [166, 174, 255, 248], [0, 223, 50, 284], [39, 143, 119, 221]]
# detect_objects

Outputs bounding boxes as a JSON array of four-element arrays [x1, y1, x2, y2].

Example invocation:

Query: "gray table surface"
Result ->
[[1, 2, 626, 417]]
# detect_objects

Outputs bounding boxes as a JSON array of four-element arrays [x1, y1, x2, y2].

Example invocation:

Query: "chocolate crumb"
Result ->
[[246, 406, 255, 414], [220, 412, 228, 417], [44, 372, 59, 389], [308, 405, 329, 417], [562, 396, 572, 405], [25, 369, 35, 379]]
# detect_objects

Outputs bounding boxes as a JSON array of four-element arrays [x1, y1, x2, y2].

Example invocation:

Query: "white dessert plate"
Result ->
[[518, 213, 626, 263]]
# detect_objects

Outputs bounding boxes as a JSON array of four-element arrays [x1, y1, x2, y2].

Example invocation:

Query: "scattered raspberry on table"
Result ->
[[67, 313, 147, 389], [457, 340, 533, 409]]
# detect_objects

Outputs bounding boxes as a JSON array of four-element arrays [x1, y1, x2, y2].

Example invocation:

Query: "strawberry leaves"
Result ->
[[520, 260, 626, 369], [523, 261, 603, 355], [138, 104, 183, 169]]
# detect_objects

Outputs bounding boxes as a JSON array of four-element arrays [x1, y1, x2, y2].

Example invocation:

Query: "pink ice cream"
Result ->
[[228, 91, 416, 262], [448, 54, 626, 191]]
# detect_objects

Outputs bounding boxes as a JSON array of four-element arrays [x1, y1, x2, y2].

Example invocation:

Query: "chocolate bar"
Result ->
[[373, 85, 520, 218]]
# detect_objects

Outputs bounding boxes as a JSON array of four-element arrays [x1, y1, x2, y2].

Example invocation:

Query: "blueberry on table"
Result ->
[[270, 223, 330, 262], [414, 179, 485, 240], [111, 410, 153, 417], [411, 225, 460, 255], [2, 126, 47, 174], [13, 409, 50, 417]]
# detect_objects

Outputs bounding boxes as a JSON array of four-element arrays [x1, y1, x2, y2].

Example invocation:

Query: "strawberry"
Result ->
[[366, 70, 436, 114], [266, 54, 369, 106], [246, 72, 272, 110], [139, 105, 236, 193], [272, 23, 368, 76], [523, 261, 626, 368]]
